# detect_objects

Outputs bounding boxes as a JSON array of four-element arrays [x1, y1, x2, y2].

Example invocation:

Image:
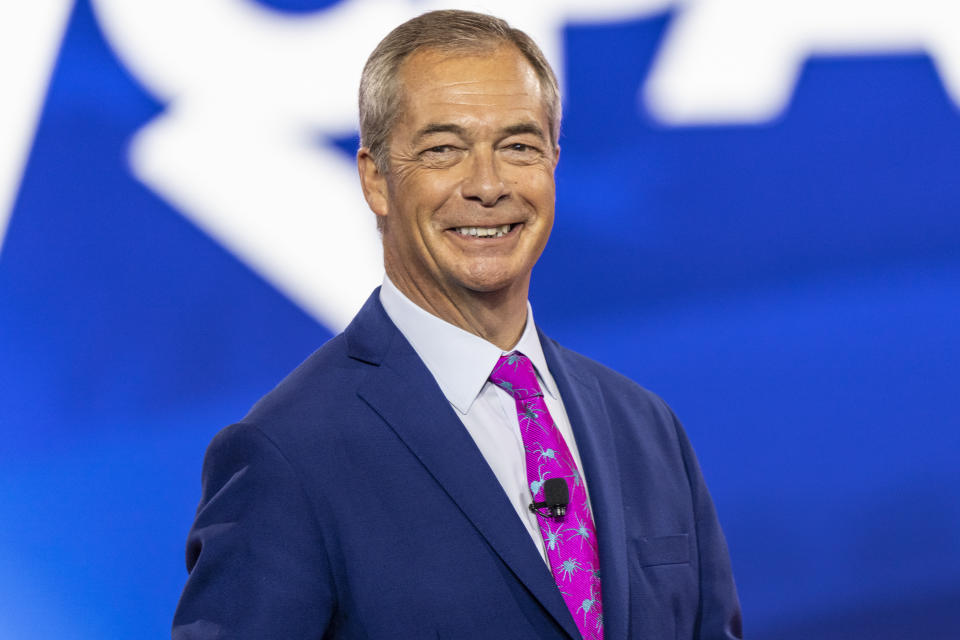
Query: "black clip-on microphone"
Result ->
[[529, 477, 570, 520]]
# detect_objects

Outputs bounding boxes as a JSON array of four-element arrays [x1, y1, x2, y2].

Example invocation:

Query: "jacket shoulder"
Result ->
[[544, 336, 679, 425], [230, 332, 372, 448]]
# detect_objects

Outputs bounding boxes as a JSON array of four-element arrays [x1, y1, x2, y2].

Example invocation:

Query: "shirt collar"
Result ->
[[379, 276, 560, 415]]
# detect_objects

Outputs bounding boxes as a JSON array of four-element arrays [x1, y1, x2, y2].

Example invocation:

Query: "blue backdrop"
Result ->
[[2, 1, 958, 637]]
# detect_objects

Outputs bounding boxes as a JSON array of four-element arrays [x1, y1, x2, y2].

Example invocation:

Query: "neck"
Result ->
[[386, 270, 530, 351]]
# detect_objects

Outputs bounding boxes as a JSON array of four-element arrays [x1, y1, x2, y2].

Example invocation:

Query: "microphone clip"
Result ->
[[529, 501, 567, 519], [528, 477, 570, 521]]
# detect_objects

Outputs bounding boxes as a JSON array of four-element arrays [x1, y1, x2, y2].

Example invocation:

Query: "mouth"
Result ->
[[451, 223, 517, 239]]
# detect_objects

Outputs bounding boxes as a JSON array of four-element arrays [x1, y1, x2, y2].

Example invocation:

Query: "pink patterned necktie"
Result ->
[[490, 352, 603, 639]]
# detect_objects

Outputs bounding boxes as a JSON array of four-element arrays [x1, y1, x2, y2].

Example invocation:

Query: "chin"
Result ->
[[456, 271, 526, 295], [444, 256, 533, 295]]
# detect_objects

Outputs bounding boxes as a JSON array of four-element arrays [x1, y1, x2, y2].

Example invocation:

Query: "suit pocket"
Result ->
[[637, 533, 689, 566]]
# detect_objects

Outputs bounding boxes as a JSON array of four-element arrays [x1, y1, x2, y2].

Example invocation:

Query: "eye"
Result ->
[[501, 141, 542, 163], [419, 144, 464, 168]]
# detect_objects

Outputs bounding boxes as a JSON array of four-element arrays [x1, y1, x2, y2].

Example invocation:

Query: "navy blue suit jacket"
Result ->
[[173, 291, 742, 639]]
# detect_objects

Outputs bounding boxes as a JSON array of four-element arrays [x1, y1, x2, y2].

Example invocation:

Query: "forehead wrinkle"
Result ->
[[444, 92, 534, 100], [421, 91, 544, 115], [441, 81, 536, 92], [393, 46, 553, 152], [426, 85, 536, 100]]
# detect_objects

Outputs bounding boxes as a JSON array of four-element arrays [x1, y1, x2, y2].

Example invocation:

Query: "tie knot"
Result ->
[[490, 352, 543, 400]]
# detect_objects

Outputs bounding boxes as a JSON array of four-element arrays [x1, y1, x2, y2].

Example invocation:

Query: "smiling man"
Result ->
[[358, 42, 556, 352], [173, 10, 741, 640]]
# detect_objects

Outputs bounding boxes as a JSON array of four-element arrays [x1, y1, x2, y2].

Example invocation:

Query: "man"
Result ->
[[173, 10, 741, 640]]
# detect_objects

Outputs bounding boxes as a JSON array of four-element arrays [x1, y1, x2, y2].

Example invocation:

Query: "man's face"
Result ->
[[367, 44, 558, 303]]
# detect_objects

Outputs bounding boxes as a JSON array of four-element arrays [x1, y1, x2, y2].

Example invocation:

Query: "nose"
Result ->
[[460, 149, 507, 206]]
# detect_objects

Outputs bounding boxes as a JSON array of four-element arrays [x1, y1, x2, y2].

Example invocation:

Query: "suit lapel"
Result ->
[[541, 333, 631, 640], [346, 294, 580, 639]]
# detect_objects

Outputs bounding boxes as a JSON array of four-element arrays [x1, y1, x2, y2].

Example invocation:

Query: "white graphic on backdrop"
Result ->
[[87, 0, 669, 331], [0, 2, 74, 254], [646, 0, 960, 123], [4, 1, 959, 328]]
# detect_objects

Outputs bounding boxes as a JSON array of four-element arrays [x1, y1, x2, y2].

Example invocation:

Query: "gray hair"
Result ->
[[359, 9, 562, 174]]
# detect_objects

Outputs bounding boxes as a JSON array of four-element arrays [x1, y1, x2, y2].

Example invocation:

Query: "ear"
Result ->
[[357, 148, 389, 219], [551, 144, 560, 170]]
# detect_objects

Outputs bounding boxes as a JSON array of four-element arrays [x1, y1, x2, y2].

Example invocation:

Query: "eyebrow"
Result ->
[[502, 123, 547, 142], [413, 123, 468, 143], [413, 122, 548, 144]]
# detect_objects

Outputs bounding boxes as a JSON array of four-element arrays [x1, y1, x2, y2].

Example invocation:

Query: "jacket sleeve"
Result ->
[[172, 421, 336, 639], [672, 414, 744, 640]]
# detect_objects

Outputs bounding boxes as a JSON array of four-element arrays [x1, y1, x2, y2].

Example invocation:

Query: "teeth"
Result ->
[[455, 224, 512, 238]]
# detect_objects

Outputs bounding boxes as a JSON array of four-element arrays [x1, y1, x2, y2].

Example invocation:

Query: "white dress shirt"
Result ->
[[379, 276, 593, 563]]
